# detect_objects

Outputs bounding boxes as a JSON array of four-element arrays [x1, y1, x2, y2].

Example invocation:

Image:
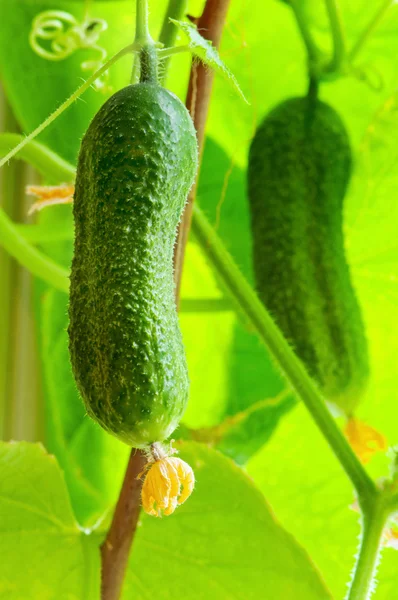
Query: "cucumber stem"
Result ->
[[324, 0, 347, 73], [191, 204, 376, 505], [139, 46, 158, 83], [288, 0, 321, 73], [133, 0, 158, 83], [0, 133, 75, 183], [346, 496, 387, 600], [159, 0, 188, 48], [0, 207, 69, 293], [135, 0, 154, 45], [158, 44, 191, 58], [307, 76, 319, 102], [158, 0, 189, 83]]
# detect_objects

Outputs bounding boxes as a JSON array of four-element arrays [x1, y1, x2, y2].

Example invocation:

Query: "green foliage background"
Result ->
[[0, 0, 397, 598]]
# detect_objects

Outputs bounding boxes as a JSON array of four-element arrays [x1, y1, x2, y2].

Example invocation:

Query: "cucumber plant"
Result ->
[[0, 1, 397, 600]]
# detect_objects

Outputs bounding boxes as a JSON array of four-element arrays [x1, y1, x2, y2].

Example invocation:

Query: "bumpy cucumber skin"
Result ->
[[248, 97, 369, 413], [68, 83, 198, 447]]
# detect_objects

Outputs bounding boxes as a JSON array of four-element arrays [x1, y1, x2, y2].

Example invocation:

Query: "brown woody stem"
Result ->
[[174, 0, 232, 302], [100, 450, 147, 600]]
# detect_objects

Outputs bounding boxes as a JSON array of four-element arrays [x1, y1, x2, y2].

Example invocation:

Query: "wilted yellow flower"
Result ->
[[141, 456, 195, 517], [345, 417, 387, 464], [26, 184, 74, 214]]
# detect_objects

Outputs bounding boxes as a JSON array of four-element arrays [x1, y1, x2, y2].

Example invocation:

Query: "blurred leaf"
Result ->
[[180, 241, 236, 428], [0, 441, 100, 599], [185, 137, 292, 459], [247, 401, 398, 600], [215, 391, 296, 464], [247, 403, 360, 599], [345, 90, 398, 447], [122, 442, 332, 600]]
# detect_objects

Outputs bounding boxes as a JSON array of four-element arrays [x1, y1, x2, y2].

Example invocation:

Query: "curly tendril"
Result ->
[[29, 10, 109, 90]]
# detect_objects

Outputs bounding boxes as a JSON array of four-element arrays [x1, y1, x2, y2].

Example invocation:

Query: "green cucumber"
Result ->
[[248, 96, 369, 413], [68, 82, 198, 447]]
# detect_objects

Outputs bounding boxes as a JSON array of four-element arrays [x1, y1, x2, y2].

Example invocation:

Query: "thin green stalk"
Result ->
[[0, 133, 75, 183], [0, 100, 18, 439], [289, 0, 321, 64], [158, 0, 188, 82], [135, 0, 154, 44], [346, 496, 387, 600], [0, 100, 44, 442], [0, 134, 75, 181], [191, 204, 376, 503], [157, 44, 190, 59], [15, 222, 73, 243], [83, 0, 93, 20], [132, 0, 158, 84], [324, 0, 346, 73], [158, 0, 187, 48], [0, 43, 136, 169], [0, 207, 69, 293], [180, 297, 232, 312], [348, 0, 394, 62]]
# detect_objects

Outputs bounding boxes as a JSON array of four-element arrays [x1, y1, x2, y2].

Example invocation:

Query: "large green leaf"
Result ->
[[122, 442, 332, 600], [0, 441, 100, 599], [0, 440, 333, 600], [248, 401, 398, 600]]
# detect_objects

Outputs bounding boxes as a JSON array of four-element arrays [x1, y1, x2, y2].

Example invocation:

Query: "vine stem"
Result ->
[[191, 205, 376, 505], [173, 0, 232, 304], [158, 0, 187, 47], [288, 0, 320, 64], [158, 0, 188, 83], [158, 44, 191, 59], [346, 496, 388, 600], [135, 0, 154, 45], [324, 0, 347, 73], [0, 207, 69, 293], [0, 133, 75, 182], [348, 0, 395, 62]]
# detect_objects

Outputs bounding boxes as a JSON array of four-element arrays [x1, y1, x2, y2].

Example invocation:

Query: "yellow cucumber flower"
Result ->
[[141, 455, 195, 517]]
